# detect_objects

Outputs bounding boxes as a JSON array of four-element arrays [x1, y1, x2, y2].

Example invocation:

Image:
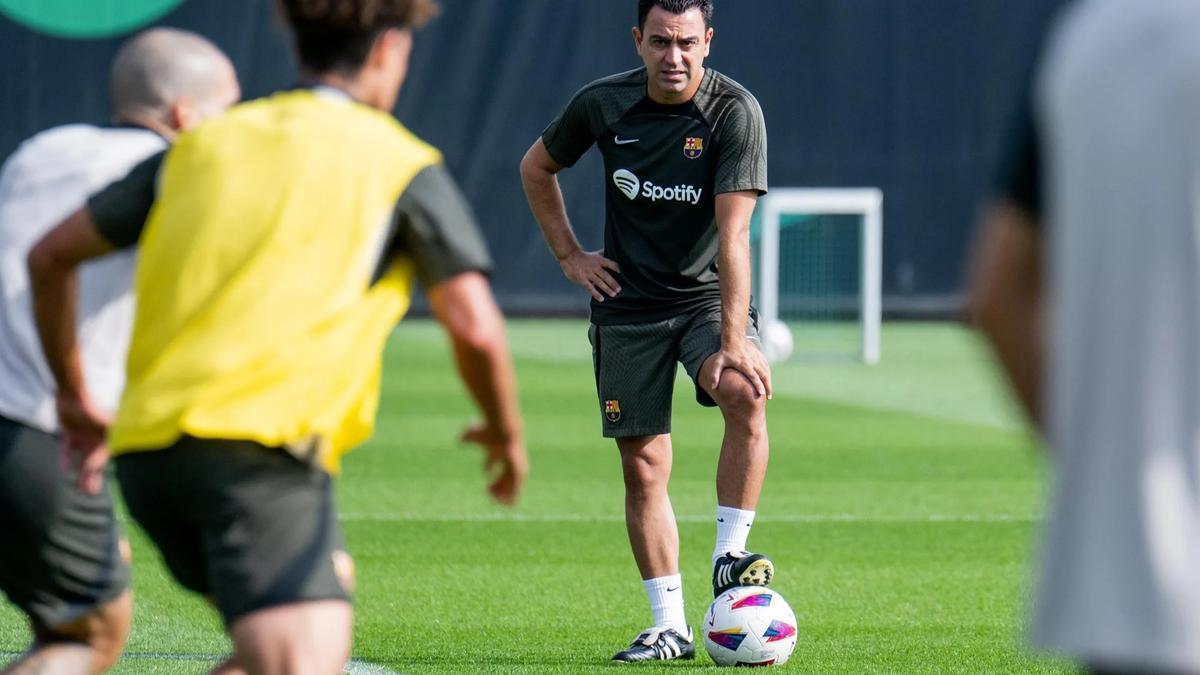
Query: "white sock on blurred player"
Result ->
[[643, 574, 687, 632], [713, 505, 756, 565]]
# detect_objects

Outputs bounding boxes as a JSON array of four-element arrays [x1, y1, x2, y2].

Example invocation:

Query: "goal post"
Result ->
[[757, 188, 884, 364]]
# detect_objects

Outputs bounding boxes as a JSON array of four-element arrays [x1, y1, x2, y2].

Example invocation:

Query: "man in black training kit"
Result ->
[[520, 0, 771, 662]]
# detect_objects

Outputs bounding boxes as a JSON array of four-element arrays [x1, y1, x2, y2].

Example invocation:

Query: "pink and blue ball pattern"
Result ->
[[763, 619, 797, 643], [731, 593, 774, 610], [707, 629, 749, 651]]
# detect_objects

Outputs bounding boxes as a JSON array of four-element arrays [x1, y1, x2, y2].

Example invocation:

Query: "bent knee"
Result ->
[[618, 440, 671, 493], [38, 590, 132, 671], [231, 601, 352, 675], [715, 374, 766, 420], [621, 453, 669, 491]]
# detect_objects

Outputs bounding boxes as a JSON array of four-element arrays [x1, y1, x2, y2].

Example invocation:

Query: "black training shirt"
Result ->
[[543, 67, 768, 324]]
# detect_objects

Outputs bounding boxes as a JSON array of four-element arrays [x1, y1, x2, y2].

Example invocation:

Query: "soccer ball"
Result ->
[[702, 586, 798, 667], [761, 319, 794, 363]]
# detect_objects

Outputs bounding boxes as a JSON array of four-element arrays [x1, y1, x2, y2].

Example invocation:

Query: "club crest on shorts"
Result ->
[[684, 136, 705, 159], [604, 399, 622, 423]]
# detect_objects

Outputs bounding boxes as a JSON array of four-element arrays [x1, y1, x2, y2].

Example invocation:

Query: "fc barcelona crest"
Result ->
[[604, 399, 622, 423], [684, 136, 705, 159]]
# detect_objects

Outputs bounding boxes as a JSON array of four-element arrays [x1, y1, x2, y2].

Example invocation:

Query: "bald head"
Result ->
[[110, 28, 240, 136]]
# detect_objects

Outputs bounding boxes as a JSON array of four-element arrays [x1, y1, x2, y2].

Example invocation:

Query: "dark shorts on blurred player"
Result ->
[[0, 414, 130, 630], [589, 302, 762, 438], [115, 435, 351, 625]]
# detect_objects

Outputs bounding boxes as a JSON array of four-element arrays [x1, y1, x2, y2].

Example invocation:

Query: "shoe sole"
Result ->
[[612, 653, 696, 663], [738, 559, 774, 587]]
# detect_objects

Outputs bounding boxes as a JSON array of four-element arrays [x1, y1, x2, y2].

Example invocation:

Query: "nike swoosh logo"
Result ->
[[717, 518, 725, 522], [666, 586, 681, 592], [614, 136, 639, 145]]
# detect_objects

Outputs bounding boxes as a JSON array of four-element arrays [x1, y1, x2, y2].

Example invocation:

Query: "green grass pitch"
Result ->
[[0, 320, 1075, 673]]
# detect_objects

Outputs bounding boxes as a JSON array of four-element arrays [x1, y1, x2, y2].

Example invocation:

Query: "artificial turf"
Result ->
[[0, 320, 1074, 673]]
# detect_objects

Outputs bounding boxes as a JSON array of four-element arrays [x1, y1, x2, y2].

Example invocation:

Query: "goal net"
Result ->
[[752, 188, 883, 364]]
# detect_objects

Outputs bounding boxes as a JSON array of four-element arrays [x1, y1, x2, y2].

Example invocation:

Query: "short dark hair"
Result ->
[[637, 0, 713, 30], [278, 0, 439, 74]]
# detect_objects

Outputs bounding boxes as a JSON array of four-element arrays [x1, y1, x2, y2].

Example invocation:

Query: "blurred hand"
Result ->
[[55, 392, 112, 495], [708, 340, 773, 400], [559, 249, 621, 302], [460, 422, 528, 506]]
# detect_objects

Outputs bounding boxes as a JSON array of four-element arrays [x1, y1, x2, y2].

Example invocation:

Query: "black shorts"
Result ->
[[589, 304, 761, 438], [0, 415, 129, 630], [114, 436, 350, 625]]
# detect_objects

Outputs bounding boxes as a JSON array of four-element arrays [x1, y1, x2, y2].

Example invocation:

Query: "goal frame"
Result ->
[[758, 188, 884, 364]]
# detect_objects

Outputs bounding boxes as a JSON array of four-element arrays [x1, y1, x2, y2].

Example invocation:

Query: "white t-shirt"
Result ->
[[1020, 0, 1200, 670], [0, 125, 165, 434]]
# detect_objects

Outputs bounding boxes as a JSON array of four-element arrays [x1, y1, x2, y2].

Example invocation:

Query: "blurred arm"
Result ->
[[27, 207, 114, 401], [28, 150, 158, 413], [28, 207, 118, 494], [388, 162, 527, 504], [427, 272, 527, 505], [968, 201, 1044, 431]]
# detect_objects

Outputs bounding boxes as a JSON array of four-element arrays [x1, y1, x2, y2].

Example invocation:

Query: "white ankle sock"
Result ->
[[643, 574, 687, 632], [713, 505, 756, 565]]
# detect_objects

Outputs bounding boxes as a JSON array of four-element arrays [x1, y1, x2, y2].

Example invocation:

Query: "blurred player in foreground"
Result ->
[[972, 1, 1200, 672], [0, 28, 238, 675], [520, 0, 771, 662], [27, 0, 527, 672]]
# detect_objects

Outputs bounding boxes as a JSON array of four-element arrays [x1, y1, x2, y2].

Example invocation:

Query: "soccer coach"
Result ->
[[521, 0, 773, 662]]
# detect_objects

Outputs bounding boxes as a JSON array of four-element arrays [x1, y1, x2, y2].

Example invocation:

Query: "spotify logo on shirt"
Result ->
[[612, 169, 703, 206]]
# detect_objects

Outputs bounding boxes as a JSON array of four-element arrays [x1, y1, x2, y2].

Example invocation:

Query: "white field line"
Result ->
[[112, 512, 1039, 528], [344, 662, 401, 674], [0, 651, 220, 663], [337, 512, 1039, 524]]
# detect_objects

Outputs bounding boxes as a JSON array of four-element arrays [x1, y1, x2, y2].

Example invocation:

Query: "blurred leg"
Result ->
[[3, 589, 132, 675], [228, 600, 352, 675], [0, 417, 132, 675], [208, 657, 246, 675]]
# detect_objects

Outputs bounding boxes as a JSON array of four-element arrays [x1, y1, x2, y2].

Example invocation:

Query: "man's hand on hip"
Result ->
[[560, 249, 621, 302]]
